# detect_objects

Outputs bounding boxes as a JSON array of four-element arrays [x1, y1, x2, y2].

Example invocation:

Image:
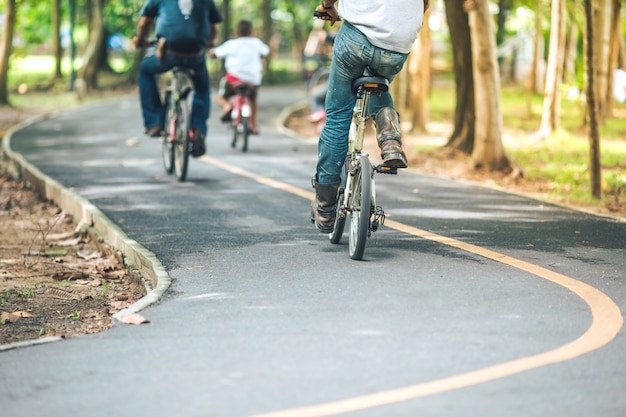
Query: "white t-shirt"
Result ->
[[213, 37, 270, 85], [338, 0, 425, 54]]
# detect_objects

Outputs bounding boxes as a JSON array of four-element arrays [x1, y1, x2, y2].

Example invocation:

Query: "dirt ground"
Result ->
[[1, 109, 147, 346], [1, 97, 624, 347]]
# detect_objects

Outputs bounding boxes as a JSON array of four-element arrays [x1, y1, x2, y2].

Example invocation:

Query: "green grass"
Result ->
[[423, 84, 626, 209]]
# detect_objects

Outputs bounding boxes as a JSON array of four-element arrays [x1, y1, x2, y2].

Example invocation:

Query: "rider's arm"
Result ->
[[133, 16, 154, 47], [207, 23, 218, 48]]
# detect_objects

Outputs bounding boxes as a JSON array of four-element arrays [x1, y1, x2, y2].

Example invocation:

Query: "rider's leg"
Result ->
[[187, 57, 210, 136], [375, 107, 407, 168], [366, 48, 410, 169], [313, 22, 367, 232], [311, 176, 340, 233], [138, 52, 171, 135]]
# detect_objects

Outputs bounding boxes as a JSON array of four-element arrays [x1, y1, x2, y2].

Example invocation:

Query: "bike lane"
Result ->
[[1, 85, 626, 417]]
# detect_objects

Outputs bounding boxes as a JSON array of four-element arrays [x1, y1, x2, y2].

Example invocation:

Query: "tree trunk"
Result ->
[[444, 0, 475, 154], [563, 12, 578, 84], [0, 0, 16, 106], [584, 0, 602, 199], [467, 0, 510, 171], [220, 0, 231, 44], [536, 0, 566, 140], [528, 1, 544, 94], [605, 0, 622, 116], [77, 0, 105, 91], [407, 8, 431, 133], [592, 0, 612, 121], [52, 0, 63, 79], [260, 0, 273, 83]]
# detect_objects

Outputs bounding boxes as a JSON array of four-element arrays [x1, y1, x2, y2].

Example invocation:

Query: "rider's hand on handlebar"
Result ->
[[314, 5, 339, 26], [133, 36, 150, 48]]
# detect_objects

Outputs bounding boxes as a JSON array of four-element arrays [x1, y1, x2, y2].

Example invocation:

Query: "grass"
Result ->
[[420, 83, 626, 210]]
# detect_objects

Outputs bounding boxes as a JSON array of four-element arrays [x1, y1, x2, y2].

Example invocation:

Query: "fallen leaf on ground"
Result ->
[[118, 313, 149, 325]]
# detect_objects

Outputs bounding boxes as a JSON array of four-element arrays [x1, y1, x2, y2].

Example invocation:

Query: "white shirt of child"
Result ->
[[213, 37, 270, 85]]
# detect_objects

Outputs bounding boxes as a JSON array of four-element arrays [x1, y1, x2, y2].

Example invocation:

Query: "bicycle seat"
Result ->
[[171, 66, 196, 77], [352, 76, 389, 95], [232, 83, 254, 95]]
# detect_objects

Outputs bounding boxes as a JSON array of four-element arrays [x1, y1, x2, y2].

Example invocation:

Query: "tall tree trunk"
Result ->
[[563, 14, 578, 84], [0, 0, 16, 106], [592, 0, 612, 121], [220, 0, 231, 44], [528, 0, 544, 94], [584, 0, 602, 199], [260, 0, 272, 84], [444, 0, 475, 154], [52, 0, 63, 79], [536, 0, 566, 140], [467, 0, 510, 171], [407, 9, 431, 133], [605, 0, 622, 116], [77, 0, 105, 91]]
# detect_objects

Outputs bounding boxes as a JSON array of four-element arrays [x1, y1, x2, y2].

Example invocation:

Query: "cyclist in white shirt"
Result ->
[[310, 0, 429, 233], [211, 20, 270, 135]]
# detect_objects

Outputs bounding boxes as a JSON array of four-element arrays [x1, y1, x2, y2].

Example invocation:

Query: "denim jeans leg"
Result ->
[[316, 23, 370, 184], [138, 54, 168, 130], [189, 60, 210, 135]]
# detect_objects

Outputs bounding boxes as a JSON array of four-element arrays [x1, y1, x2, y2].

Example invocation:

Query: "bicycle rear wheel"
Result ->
[[173, 99, 190, 182], [240, 116, 250, 152], [329, 159, 348, 244], [348, 154, 372, 260], [161, 91, 175, 174]]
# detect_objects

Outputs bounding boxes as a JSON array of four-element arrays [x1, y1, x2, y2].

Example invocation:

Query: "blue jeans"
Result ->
[[138, 50, 210, 134], [316, 22, 409, 184]]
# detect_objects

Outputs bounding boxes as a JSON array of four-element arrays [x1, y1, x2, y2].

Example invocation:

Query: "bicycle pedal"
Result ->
[[375, 164, 398, 175]]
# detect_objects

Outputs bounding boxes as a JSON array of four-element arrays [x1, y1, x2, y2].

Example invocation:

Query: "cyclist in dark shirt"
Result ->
[[134, 0, 222, 157]]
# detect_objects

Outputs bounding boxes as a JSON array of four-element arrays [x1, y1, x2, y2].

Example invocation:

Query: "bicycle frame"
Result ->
[[329, 76, 393, 260]]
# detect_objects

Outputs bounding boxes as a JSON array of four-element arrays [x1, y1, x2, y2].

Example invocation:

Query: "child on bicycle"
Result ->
[[210, 20, 270, 135]]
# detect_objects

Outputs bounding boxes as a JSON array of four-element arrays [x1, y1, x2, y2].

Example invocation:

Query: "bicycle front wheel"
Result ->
[[161, 91, 175, 174], [173, 99, 190, 182], [348, 154, 372, 260]]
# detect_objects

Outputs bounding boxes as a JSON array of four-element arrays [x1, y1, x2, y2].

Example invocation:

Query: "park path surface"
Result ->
[[1, 84, 625, 417]]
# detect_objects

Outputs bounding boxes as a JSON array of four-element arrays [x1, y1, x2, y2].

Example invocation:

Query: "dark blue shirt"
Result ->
[[140, 0, 222, 53]]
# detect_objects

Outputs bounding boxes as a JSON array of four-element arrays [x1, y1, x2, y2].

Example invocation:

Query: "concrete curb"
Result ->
[[1, 113, 171, 347]]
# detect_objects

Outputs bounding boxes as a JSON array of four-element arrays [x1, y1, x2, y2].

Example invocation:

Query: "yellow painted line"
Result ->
[[200, 155, 623, 417]]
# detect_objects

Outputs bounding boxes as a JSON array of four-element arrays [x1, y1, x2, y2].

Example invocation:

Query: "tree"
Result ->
[[444, 0, 475, 154], [466, 0, 510, 171], [0, 0, 16, 106], [527, 0, 545, 94], [536, 0, 566, 140], [406, 9, 431, 133], [52, 0, 63, 80], [584, 0, 601, 199], [77, 0, 106, 91], [592, 0, 613, 121]]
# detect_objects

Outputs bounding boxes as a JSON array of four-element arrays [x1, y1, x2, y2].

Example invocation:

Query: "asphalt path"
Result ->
[[1, 84, 625, 417]]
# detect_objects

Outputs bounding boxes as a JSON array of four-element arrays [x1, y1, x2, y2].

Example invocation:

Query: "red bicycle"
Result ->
[[227, 82, 254, 153]]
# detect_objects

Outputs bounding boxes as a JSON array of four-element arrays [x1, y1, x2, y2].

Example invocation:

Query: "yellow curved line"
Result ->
[[200, 155, 623, 417]]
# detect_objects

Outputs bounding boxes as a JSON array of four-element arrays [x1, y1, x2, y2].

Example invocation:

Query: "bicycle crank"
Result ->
[[370, 205, 385, 233]]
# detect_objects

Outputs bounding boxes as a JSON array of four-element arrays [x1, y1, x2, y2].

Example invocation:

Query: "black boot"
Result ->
[[310, 176, 340, 233], [375, 107, 407, 168]]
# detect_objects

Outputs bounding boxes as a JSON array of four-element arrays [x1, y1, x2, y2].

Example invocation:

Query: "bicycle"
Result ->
[[327, 76, 398, 260], [161, 66, 195, 182], [226, 82, 254, 153]]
